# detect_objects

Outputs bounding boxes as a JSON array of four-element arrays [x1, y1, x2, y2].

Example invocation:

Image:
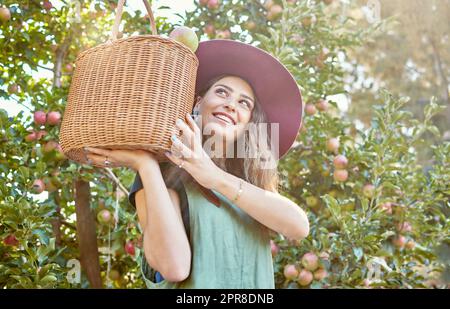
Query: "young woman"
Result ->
[[84, 39, 309, 288]]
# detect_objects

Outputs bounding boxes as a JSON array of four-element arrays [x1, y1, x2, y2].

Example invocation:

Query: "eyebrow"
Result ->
[[214, 84, 255, 104]]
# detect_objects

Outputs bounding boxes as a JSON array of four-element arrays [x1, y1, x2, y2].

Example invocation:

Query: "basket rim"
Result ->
[[75, 35, 199, 66]]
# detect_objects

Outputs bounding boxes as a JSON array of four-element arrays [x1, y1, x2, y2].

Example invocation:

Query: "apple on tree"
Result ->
[[301, 252, 319, 271], [207, 0, 220, 10], [0, 7, 11, 22], [4, 234, 19, 246], [32, 179, 46, 194], [305, 103, 317, 116], [270, 240, 279, 257], [43, 0, 53, 12], [47, 111, 61, 126], [297, 269, 313, 286], [34, 111, 47, 126], [283, 264, 298, 280]]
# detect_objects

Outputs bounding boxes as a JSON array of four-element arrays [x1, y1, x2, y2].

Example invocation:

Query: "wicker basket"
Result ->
[[59, 0, 199, 166]]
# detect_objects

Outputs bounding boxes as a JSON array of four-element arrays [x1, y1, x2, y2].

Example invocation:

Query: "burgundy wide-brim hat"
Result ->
[[194, 39, 303, 160]]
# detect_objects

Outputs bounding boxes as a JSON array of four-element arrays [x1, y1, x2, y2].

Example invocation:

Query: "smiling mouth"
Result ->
[[212, 112, 236, 125]]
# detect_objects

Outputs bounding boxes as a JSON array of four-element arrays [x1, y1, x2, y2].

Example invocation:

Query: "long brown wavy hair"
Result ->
[[163, 74, 279, 194]]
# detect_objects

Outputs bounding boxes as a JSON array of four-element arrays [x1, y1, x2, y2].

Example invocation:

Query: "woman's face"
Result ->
[[194, 76, 256, 151]]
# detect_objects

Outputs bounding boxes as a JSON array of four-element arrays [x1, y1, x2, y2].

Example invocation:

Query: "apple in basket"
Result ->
[[169, 26, 199, 53]]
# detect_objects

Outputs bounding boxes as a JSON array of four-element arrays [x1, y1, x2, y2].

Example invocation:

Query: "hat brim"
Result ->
[[194, 39, 303, 160]]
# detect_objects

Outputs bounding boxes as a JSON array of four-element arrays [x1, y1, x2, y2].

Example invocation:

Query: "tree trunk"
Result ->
[[74, 179, 102, 288]]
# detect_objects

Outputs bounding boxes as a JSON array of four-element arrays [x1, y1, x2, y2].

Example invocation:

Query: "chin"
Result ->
[[203, 122, 236, 144]]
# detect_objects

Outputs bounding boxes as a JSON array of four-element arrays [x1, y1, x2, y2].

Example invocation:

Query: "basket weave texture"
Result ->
[[59, 0, 199, 166]]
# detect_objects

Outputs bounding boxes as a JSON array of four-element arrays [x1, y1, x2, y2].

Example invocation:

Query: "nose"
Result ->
[[223, 98, 237, 112]]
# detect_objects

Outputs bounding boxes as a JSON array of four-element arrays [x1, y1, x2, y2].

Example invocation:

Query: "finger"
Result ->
[[175, 118, 195, 147], [164, 151, 186, 168], [185, 113, 202, 155], [86, 153, 116, 167], [170, 135, 193, 159], [84, 147, 112, 157], [185, 113, 201, 138]]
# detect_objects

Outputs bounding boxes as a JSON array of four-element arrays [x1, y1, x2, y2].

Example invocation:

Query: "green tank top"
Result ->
[[139, 177, 275, 289]]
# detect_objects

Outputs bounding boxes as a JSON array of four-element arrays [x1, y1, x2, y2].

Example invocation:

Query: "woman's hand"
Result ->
[[166, 113, 224, 190], [83, 147, 157, 171]]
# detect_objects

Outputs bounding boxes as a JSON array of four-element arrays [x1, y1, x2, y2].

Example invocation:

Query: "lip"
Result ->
[[212, 112, 236, 125]]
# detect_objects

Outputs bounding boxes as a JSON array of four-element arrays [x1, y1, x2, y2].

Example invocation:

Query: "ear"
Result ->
[[194, 96, 202, 110]]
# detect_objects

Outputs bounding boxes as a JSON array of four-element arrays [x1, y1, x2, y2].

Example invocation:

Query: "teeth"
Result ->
[[215, 114, 233, 124]]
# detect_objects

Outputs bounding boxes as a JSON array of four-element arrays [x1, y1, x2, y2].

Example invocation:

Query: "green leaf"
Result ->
[[18, 166, 30, 180]]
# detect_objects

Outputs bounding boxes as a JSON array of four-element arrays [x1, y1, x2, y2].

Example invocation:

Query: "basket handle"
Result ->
[[110, 0, 157, 41]]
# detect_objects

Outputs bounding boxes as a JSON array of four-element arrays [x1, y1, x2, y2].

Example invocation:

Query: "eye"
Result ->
[[216, 88, 227, 96], [240, 100, 251, 108]]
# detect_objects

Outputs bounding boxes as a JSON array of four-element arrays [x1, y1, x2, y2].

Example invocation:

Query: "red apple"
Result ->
[[316, 99, 329, 111], [207, 0, 220, 10], [43, 140, 60, 153], [333, 169, 348, 182], [32, 179, 46, 194], [405, 240, 415, 249], [199, 0, 209, 6], [54, 144, 66, 160], [297, 269, 313, 286], [267, 4, 283, 21], [301, 16, 315, 28], [216, 29, 231, 39], [8, 84, 19, 94], [43, 0, 53, 11], [244, 20, 256, 31], [47, 111, 61, 126], [313, 268, 328, 280], [25, 131, 37, 142], [36, 130, 48, 140], [97, 209, 112, 225], [362, 184, 375, 198], [125, 240, 135, 256], [109, 269, 120, 281], [305, 103, 317, 116], [283, 264, 299, 280], [270, 239, 279, 257], [3, 234, 19, 246], [379, 202, 393, 214], [0, 7, 11, 22], [65, 64, 73, 72], [333, 155, 348, 169], [34, 111, 47, 126], [326, 138, 339, 153], [204, 24, 215, 36], [301, 252, 319, 271], [396, 221, 412, 233], [169, 26, 199, 52], [392, 235, 406, 249]]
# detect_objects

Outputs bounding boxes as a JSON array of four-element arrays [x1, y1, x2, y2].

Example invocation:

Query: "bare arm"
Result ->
[[135, 160, 191, 282], [212, 169, 309, 240]]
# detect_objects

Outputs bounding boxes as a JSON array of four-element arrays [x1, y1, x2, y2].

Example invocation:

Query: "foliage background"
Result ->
[[0, 0, 448, 288]]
